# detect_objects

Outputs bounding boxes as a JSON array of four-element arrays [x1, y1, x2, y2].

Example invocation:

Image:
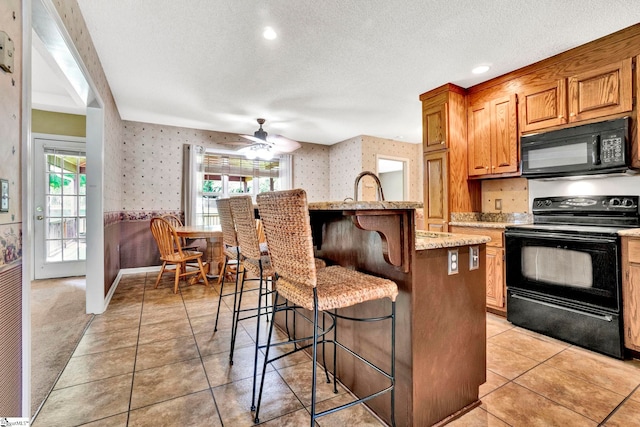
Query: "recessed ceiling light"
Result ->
[[472, 65, 490, 74], [263, 26, 277, 40]]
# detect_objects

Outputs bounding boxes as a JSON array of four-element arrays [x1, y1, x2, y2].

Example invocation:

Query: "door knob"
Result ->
[[37, 215, 43, 220]]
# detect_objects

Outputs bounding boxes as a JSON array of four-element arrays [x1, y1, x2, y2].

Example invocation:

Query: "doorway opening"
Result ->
[[377, 156, 410, 201]]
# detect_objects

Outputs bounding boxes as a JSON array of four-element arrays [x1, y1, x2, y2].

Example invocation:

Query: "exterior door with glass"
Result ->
[[34, 138, 87, 279]]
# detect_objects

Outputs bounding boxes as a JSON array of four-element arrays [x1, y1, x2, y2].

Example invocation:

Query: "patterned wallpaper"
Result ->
[[292, 142, 331, 201], [329, 136, 363, 200], [121, 121, 332, 209], [0, 0, 22, 271], [361, 135, 423, 202], [52, 0, 123, 213]]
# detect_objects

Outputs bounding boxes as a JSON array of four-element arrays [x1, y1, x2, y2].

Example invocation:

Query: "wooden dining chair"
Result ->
[[150, 216, 209, 293], [162, 214, 200, 251]]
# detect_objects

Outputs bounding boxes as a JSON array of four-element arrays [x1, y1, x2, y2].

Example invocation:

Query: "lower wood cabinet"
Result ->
[[449, 225, 505, 313], [622, 236, 640, 352]]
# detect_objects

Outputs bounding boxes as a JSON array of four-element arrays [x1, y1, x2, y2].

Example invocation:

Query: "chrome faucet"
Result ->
[[354, 171, 385, 201]]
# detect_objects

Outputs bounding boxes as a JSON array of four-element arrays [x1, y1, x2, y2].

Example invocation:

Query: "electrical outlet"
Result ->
[[448, 249, 459, 275], [469, 246, 479, 270], [495, 199, 502, 211]]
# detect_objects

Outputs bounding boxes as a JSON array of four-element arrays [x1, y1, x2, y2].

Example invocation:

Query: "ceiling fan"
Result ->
[[235, 118, 301, 160]]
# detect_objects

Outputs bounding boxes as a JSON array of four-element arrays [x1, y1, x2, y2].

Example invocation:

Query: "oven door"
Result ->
[[505, 228, 621, 312]]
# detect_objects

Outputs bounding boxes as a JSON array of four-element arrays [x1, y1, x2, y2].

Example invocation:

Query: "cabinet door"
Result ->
[[490, 94, 518, 174], [520, 79, 567, 133], [467, 101, 491, 176], [423, 151, 448, 231], [623, 238, 640, 351], [568, 58, 632, 123], [423, 103, 448, 152], [486, 246, 505, 309]]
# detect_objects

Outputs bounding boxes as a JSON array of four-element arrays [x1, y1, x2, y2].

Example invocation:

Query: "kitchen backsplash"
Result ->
[[450, 212, 533, 224], [481, 177, 529, 213]]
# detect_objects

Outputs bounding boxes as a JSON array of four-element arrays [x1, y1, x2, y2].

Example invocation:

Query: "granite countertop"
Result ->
[[415, 230, 491, 250], [618, 228, 640, 237], [309, 201, 423, 210], [448, 212, 533, 229]]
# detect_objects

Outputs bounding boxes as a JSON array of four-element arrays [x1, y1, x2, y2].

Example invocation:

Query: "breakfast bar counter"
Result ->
[[278, 201, 488, 426]]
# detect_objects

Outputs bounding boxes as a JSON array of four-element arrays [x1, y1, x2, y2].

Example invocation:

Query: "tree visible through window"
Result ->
[[197, 153, 281, 225]]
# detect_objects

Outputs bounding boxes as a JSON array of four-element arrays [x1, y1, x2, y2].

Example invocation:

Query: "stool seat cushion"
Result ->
[[276, 265, 398, 312]]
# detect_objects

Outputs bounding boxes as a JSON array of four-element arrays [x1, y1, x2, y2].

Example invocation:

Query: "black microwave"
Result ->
[[521, 117, 630, 179]]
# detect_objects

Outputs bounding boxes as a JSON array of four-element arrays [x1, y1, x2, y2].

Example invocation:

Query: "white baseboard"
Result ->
[[104, 266, 162, 310]]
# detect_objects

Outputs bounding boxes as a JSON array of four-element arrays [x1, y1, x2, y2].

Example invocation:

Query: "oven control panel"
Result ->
[[533, 196, 639, 213]]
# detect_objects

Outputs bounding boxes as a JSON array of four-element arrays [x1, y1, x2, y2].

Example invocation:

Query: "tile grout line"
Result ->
[[182, 277, 226, 426], [599, 383, 640, 425], [123, 274, 150, 426]]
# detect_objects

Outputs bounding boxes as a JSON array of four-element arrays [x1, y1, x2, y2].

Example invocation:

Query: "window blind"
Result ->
[[203, 153, 280, 179]]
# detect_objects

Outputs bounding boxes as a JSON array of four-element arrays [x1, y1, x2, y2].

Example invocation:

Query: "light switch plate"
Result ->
[[469, 246, 479, 270], [1, 179, 8, 212], [448, 249, 459, 275]]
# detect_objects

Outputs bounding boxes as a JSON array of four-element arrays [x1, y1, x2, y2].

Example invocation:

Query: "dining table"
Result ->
[[173, 224, 224, 279]]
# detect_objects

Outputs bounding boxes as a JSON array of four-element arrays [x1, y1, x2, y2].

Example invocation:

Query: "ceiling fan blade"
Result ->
[[266, 135, 301, 152], [241, 134, 265, 144]]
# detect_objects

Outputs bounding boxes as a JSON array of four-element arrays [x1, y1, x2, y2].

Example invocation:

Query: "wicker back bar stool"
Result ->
[[213, 198, 244, 361], [255, 189, 397, 427], [229, 196, 276, 411]]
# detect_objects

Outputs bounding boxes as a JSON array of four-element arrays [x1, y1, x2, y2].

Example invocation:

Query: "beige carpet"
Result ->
[[31, 277, 93, 417]]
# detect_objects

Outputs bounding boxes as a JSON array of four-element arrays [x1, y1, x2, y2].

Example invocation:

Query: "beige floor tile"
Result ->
[[277, 360, 347, 407], [55, 346, 136, 389], [479, 370, 509, 398], [258, 408, 311, 426], [202, 344, 273, 388], [262, 341, 313, 370], [76, 413, 128, 427], [131, 358, 209, 409], [489, 328, 569, 361], [86, 311, 141, 335], [482, 382, 597, 426], [74, 327, 139, 356], [128, 390, 222, 427], [604, 395, 640, 427], [447, 406, 510, 427], [314, 392, 386, 426], [486, 314, 513, 338], [33, 373, 132, 427], [194, 327, 254, 357], [214, 372, 304, 426], [137, 317, 193, 345], [629, 387, 640, 403], [545, 347, 640, 396], [515, 363, 626, 422], [135, 335, 200, 371], [190, 310, 234, 335], [486, 342, 539, 380], [140, 303, 188, 326]]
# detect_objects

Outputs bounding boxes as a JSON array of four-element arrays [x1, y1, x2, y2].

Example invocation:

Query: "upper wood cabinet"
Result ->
[[468, 94, 518, 177], [568, 58, 633, 123], [519, 79, 567, 133], [419, 84, 480, 231], [423, 103, 448, 152]]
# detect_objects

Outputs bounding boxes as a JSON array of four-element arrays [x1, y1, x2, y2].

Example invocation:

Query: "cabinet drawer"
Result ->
[[449, 226, 503, 247], [629, 239, 640, 264]]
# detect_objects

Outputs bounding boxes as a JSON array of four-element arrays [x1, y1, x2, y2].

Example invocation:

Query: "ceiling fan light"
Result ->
[[245, 149, 258, 160], [256, 147, 273, 160]]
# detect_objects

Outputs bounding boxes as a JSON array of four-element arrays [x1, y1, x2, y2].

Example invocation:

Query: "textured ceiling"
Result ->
[[65, 1, 640, 145]]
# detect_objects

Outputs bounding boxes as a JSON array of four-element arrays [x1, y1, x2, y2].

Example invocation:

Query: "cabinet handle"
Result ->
[[558, 115, 564, 119], [440, 141, 445, 145], [570, 113, 576, 117]]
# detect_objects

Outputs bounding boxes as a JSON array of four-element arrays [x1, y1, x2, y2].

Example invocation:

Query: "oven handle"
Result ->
[[510, 293, 613, 322], [505, 230, 617, 243]]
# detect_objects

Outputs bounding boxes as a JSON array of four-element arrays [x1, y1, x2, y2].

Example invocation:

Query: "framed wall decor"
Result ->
[[1, 179, 8, 212]]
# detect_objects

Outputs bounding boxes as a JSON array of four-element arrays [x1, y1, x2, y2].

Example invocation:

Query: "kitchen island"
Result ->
[[276, 201, 489, 426]]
